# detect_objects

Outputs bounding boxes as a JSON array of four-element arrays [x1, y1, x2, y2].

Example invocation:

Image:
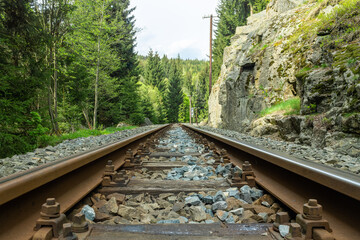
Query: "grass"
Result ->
[[259, 97, 301, 117], [38, 126, 137, 147], [342, 112, 360, 118]]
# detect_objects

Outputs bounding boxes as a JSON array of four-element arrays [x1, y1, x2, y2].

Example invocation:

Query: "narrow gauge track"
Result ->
[[0, 125, 169, 240], [183, 124, 360, 240], [0, 124, 358, 240]]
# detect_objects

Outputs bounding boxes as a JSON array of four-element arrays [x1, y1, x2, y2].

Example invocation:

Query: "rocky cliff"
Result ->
[[208, 0, 360, 157]]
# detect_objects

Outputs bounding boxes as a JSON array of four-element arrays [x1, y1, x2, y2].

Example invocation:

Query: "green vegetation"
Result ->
[[139, 51, 210, 124], [38, 126, 136, 148], [259, 98, 301, 117], [0, 0, 142, 158], [342, 112, 360, 118], [286, 0, 360, 73]]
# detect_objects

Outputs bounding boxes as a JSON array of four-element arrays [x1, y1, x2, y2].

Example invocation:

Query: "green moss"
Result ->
[[347, 85, 356, 95], [259, 97, 301, 117], [261, 44, 269, 51], [312, 77, 334, 93], [333, 44, 360, 68], [277, 65, 284, 76], [343, 112, 360, 118], [295, 67, 312, 79], [349, 98, 359, 107]]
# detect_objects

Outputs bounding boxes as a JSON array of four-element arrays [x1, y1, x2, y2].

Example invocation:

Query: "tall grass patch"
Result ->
[[38, 126, 137, 147], [259, 97, 301, 117]]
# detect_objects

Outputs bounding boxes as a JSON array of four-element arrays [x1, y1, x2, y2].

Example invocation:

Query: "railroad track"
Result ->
[[0, 124, 359, 240]]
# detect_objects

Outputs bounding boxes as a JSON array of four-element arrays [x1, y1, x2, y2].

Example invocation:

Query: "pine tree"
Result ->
[[161, 54, 171, 79], [103, 0, 143, 125], [178, 94, 190, 123], [144, 49, 166, 91], [165, 57, 183, 123], [0, 0, 49, 157], [194, 65, 209, 121]]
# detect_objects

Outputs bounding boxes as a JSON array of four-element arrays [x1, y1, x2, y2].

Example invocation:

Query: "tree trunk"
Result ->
[[92, 2, 104, 130], [82, 108, 92, 129], [93, 40, 100, 129], [53, 43, 60, 135]]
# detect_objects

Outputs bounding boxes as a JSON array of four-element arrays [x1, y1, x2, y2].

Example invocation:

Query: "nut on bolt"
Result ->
[[34, 198, 66, 238], [303, 199, 322, 220], [71, 212, 89, 233], [273, 212, 290, 232], [285, 223, 302, 240], [242, 161, 252, 171], [104, 160, 115, 172], [63, 223, 78, 240], [296, 199, 332, 240], [41, 198, 60, 218]]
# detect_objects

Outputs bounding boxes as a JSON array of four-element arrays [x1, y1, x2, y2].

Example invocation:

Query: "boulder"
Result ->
[[189, 206, 207, 222], [113, 216, 131, 224], [202, 195, 214, 204], [81, 205, 95, 221], [226, 197, 244, 211], [212, 201, 228, 211], [104, 197, 118, 214], [172, 202, 185, 212], [117, 205, 135, 220], [106, 193, 126, 204], [214, 191, 226, 202], [216, 210, 229, 221], [185, 196, 201, 206], [230, 208, 244, 216], [253, 205, 275, 215], [94, 209, 111, 222]]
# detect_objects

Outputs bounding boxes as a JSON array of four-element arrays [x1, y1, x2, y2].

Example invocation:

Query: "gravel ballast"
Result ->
[[0, 125, 159, 178], [195, 125, 360, 175], [69, 126, 284, 226]]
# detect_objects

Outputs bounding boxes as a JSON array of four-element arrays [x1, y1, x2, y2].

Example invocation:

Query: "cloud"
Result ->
[[130, 0, 218, 59]]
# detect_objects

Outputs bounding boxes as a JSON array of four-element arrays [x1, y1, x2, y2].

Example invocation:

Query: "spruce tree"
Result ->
[[144, 49, 166, 91], [104, 0, 143, 125], [194, 64, 209, 121], [165, 57, 183, 123], [0, 0, 48, 157]]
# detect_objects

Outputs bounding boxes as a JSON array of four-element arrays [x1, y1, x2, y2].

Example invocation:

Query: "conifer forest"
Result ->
[[0, 0, 267, 158]]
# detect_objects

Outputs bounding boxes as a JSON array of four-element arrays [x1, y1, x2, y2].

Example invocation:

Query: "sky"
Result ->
[[130, 0, 219, 60]]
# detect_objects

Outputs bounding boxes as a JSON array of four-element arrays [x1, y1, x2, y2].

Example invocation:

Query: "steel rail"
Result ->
[[182, 124, 360, 240], [0, 124, 169, 240]]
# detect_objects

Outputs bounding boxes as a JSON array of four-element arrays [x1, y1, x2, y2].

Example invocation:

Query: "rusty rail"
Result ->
[[0, 124, 169, 240], [182, 124, 360, 240]]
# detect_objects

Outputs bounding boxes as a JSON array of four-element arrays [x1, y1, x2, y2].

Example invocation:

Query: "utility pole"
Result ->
[[203, 14, 214, 94], [195, 108, 198, 125], [189, 95, 192, 124]]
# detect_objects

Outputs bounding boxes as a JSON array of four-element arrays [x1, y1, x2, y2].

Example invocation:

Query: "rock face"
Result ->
[[208, 0, 360, 157], [209, 0, 304, 130]]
